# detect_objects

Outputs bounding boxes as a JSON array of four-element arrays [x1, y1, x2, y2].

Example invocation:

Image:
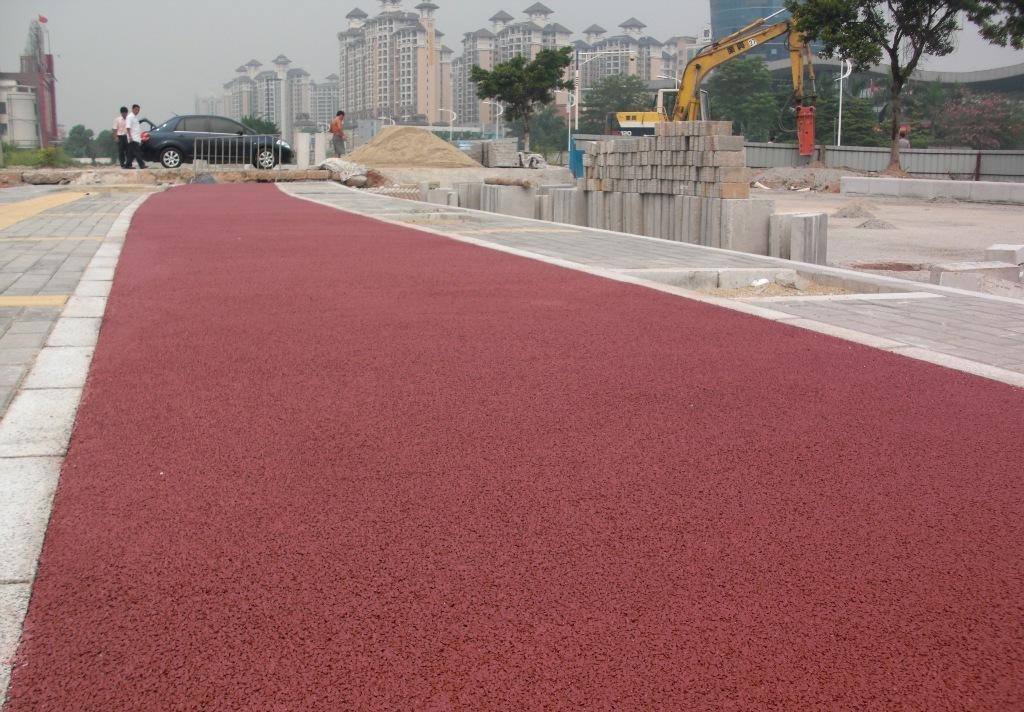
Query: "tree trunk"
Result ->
[[523, 117, 531, 153], [888, 82, 903, 171]]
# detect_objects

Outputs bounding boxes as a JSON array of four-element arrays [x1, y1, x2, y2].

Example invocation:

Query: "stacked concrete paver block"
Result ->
[[769, 213, 829, 265], [583, 121, 749, 200], [578, 121, 784, 253], [482, 140, 520, 168]]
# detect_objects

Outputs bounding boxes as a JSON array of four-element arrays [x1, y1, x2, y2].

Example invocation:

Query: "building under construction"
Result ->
[[0, 18, 59, 148]]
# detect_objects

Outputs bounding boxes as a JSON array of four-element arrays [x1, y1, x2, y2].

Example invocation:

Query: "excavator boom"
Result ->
[[672, 19, 815, 120], [608, 14, 817, 155]]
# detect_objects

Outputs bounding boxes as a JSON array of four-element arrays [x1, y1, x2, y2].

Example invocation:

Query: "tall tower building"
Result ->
[[708, 0, 789, 60]]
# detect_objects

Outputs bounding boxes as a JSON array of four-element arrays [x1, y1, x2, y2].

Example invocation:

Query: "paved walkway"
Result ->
[[0, 185, 145, 707], [282, 183, 1024, 383], [3, 184, 1023, 710], [0, 187, 140, 413]]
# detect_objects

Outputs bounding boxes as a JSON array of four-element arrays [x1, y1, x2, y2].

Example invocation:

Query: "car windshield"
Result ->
[[154, 120, 174, 131]]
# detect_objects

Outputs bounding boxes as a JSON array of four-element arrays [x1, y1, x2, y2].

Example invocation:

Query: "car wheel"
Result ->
[[160, 147, 184, 169], [254, 147, 278, 170]]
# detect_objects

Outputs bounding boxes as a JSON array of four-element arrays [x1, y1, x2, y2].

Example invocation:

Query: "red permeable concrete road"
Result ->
[[7, 185, 1024, 711]]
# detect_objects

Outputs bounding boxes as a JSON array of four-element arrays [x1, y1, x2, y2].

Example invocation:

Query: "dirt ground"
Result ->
[[764, 188, 1024, 281]]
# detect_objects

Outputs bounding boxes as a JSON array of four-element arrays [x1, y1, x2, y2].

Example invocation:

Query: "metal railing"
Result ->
[[192, 135, 287, 178], [746, 142, 1024, 182]]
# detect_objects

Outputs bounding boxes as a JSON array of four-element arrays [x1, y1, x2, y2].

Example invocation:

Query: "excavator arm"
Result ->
[[670, 16, 817, 154]]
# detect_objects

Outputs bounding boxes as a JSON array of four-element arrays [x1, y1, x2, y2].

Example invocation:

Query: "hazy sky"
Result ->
[[2, 0, 1022, 134]]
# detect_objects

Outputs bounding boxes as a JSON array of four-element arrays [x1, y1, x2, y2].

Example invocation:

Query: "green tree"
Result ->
[[787, 0, 1024, 170], [705, 58, 779, 142], [94, 129, 118, 163], [578, 74, 650, 135], [508, 105, 568, 156], [471, 46, 573, 152], [63, 124, 94, 159], [240, 115, 279, 135]]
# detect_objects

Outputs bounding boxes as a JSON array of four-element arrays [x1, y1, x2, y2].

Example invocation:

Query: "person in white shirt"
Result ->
[[124, 104, 147, 169], [113, 106, 129, 168]]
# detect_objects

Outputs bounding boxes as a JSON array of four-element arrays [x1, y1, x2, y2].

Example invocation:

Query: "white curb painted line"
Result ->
[[0, 192, 150, 706], [738, 291, 944, 303], [280, 184, 1024, 390]]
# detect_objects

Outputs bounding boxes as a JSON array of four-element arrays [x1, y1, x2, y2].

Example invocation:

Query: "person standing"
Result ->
[[329, 111, 346, 157], [113, 106, 129, 168], [124, 104, 147, 169]]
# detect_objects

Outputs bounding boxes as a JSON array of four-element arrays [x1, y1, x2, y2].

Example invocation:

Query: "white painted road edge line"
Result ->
[[739, 292, 945, 303], [0, 191, 151, 706], [280, 184, 1023, 390]]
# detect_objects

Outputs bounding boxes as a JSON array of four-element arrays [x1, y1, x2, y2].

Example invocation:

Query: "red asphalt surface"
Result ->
[[6, 184, 1024, 710]]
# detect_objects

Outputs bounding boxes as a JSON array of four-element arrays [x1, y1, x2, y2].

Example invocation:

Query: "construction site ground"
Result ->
[[765, 187, 1024, 277]]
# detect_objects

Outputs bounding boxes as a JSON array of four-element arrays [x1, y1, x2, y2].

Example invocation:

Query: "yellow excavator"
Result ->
[[609, 10, 818, 155]]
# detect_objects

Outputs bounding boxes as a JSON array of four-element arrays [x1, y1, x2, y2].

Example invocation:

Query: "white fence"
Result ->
[[746, 142, 1024, 182], [192, 135, 287, 176]]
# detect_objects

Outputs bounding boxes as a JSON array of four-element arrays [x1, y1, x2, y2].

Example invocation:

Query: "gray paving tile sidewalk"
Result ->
[[0, 191, 138, 415], [282, 182, 1024, 379], [0, 186, 65, 204]]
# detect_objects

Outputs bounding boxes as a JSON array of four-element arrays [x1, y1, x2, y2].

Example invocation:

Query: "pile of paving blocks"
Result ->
[[482, 140, 520, 168], [572, 121, 827, 261], [401, 121, 830, 264], [582, 121, 749, 200]]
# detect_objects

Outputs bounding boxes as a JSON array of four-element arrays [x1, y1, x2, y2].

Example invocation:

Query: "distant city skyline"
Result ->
[[1, 0, 1021, 134]]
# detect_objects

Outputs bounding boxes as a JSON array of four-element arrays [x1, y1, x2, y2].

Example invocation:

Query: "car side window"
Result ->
[[209, 118, 243, 135], [177, 117, 210, 132]]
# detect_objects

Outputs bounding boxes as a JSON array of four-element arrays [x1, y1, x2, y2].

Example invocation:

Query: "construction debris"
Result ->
[[484, 177, 537, 189], [317, 158, 368, 183], [832, 201, 876, 219], [857, 219, 896, 230]]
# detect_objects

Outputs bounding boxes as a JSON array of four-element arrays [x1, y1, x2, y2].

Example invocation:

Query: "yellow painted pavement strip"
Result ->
[[0, 295, 68, 307], [0, 192, 87, 231]]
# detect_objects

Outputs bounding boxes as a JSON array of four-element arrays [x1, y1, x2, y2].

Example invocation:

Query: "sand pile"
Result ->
[[347, 127, 480, 168]]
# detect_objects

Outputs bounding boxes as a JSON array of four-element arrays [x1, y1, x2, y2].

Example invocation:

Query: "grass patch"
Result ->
[[1, 144, 78, 168]]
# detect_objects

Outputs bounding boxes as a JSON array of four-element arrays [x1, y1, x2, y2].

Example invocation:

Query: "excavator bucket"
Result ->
[[797, 105, 816, 157]]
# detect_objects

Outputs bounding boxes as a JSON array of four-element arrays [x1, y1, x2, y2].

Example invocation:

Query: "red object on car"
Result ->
[[141, 131, 150, 142]]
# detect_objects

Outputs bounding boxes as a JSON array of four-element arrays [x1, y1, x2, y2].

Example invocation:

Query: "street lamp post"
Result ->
[[439, 108, 456, 142], [835, 59, 854, 147], [482, 100, 504, 139], [555, 89, 577, 159], [573, 49, 636, 131]]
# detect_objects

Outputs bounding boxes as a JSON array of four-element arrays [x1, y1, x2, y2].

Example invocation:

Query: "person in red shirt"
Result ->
[[329, 111, 346, 157]]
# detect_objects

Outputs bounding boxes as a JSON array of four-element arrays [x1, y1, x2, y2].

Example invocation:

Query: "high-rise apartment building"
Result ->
[[311, 75, 342, 130], [337, 1, 450, 123], [215, 57, 318, 136], [453, 4, 572, 133]]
